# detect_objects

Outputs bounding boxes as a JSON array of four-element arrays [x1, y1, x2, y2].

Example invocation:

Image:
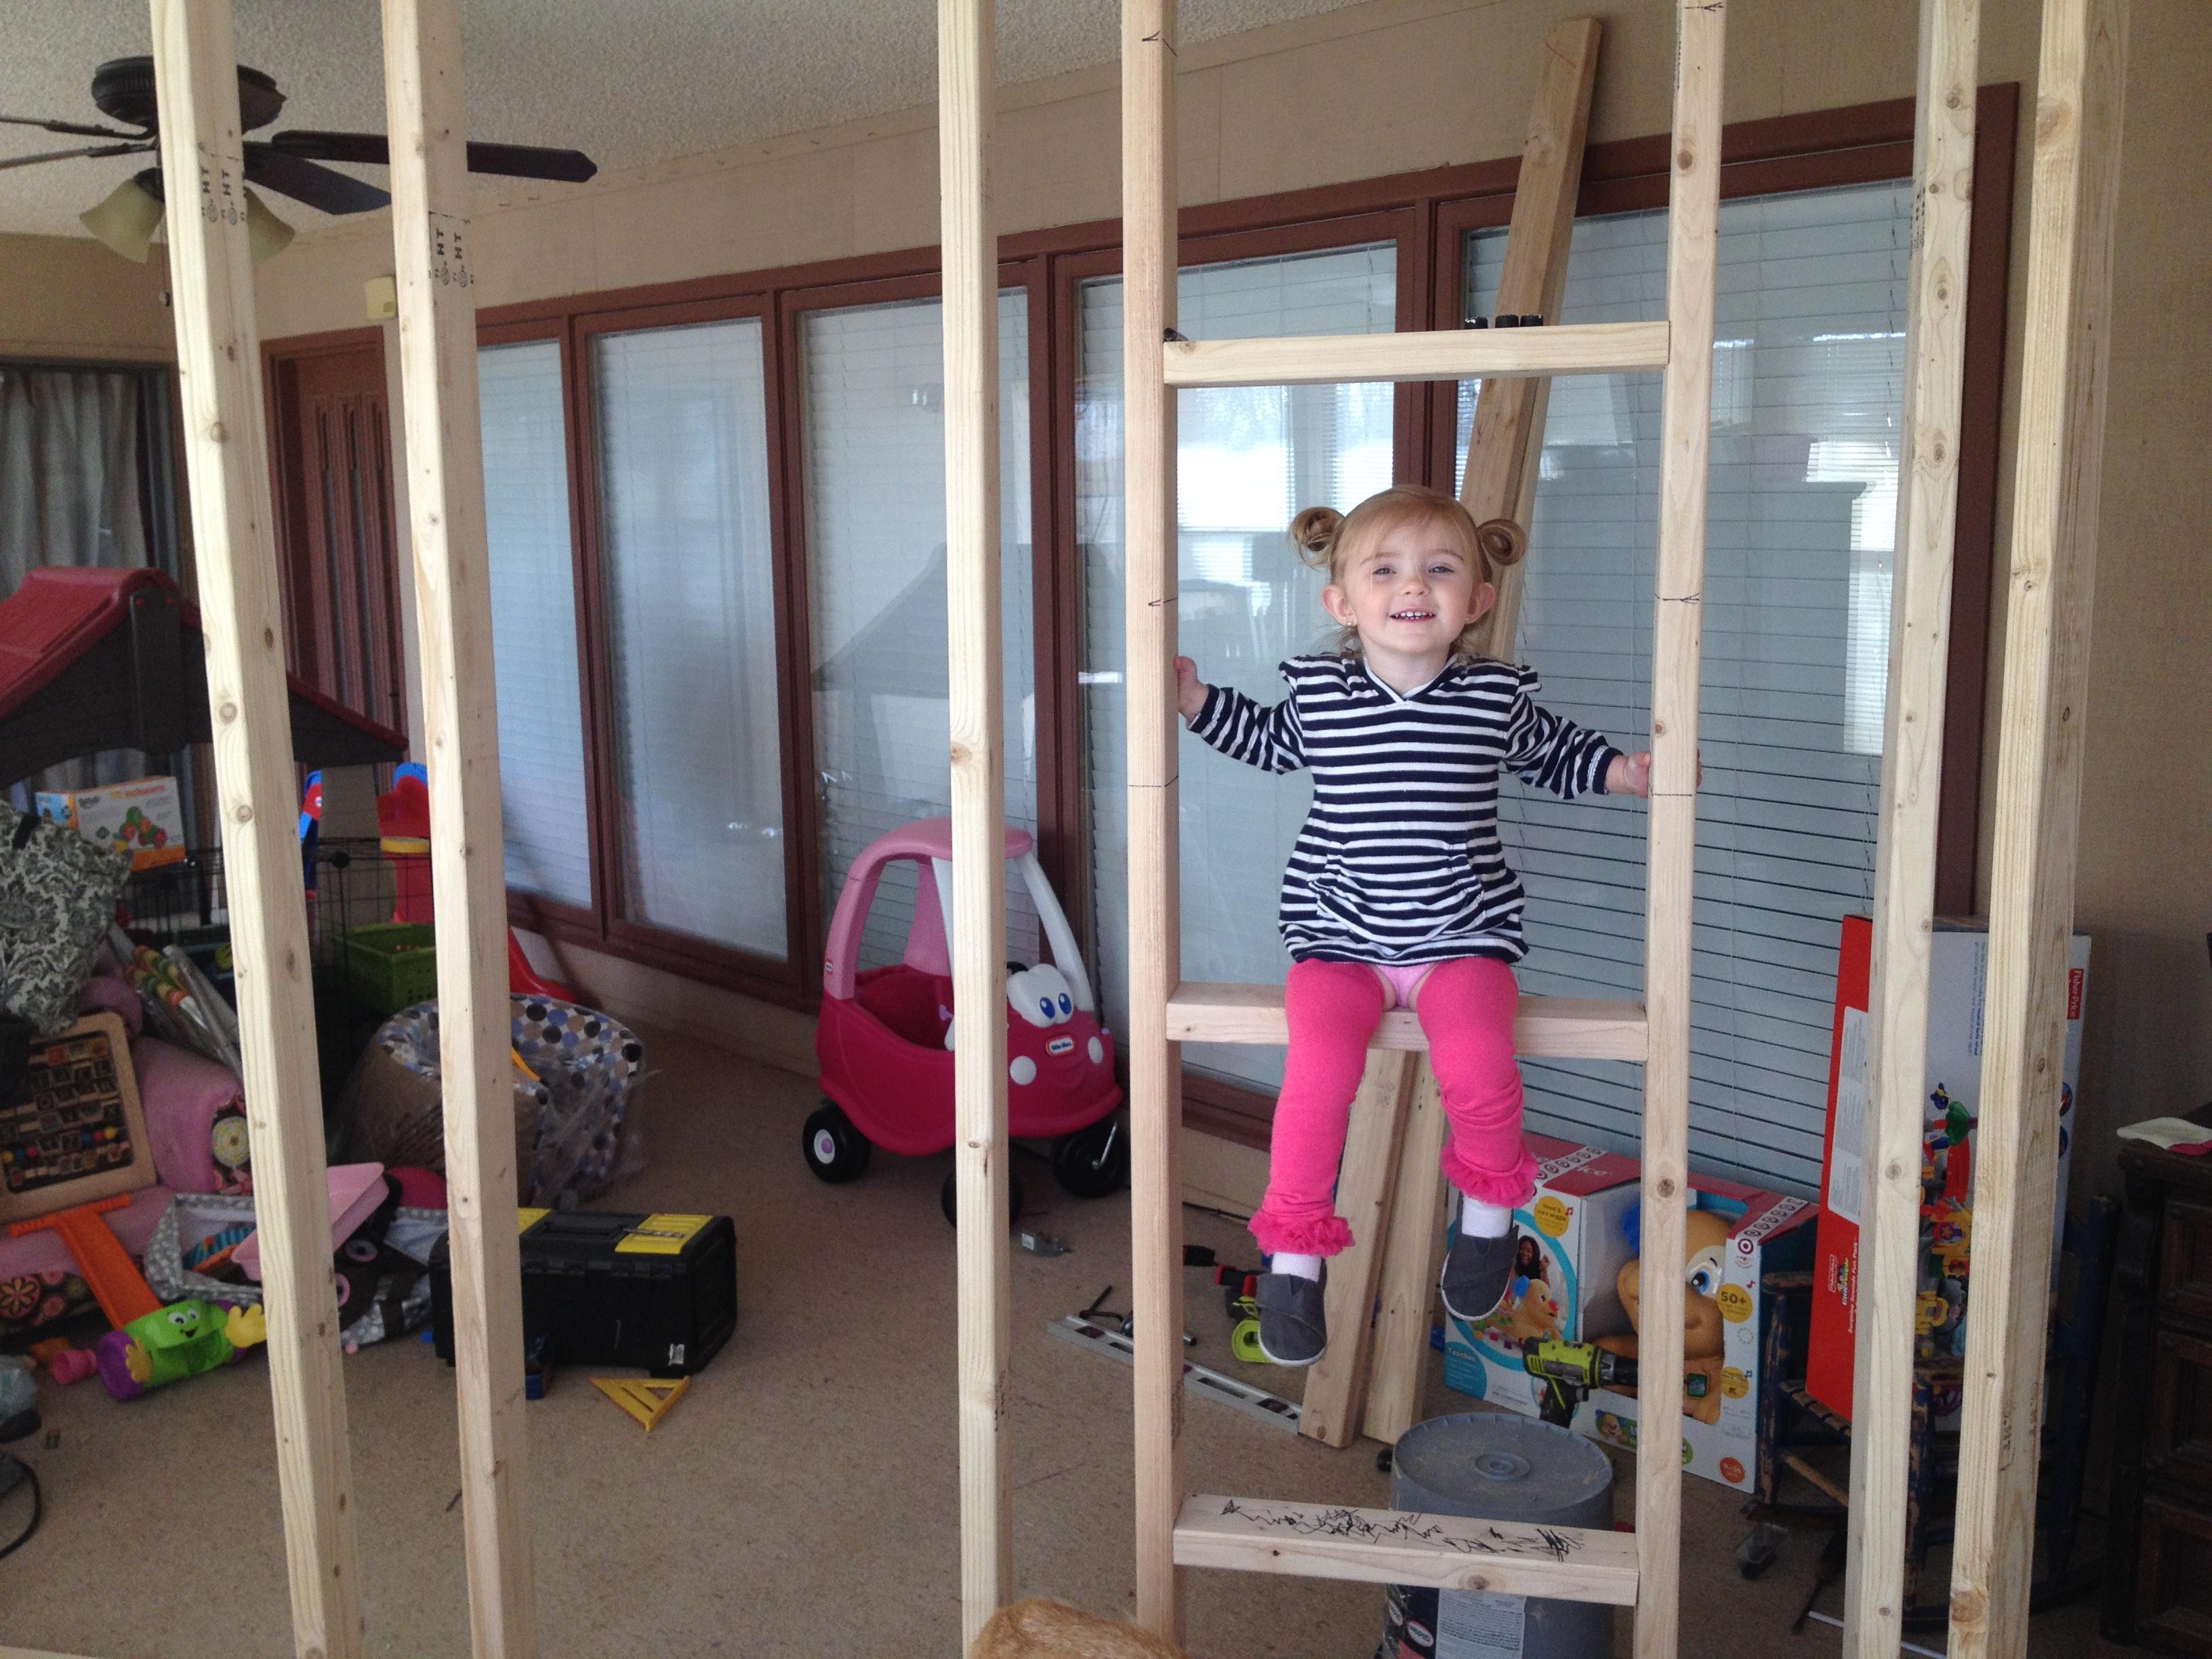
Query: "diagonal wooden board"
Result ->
[[1357, 14, 1604, 1449]]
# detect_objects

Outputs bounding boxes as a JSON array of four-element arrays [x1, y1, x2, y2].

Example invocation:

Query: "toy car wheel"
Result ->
[[1052, 1118, 1127, 1198], [802, 1103, 872, 1184], [940, 1168, 1025, 1228]]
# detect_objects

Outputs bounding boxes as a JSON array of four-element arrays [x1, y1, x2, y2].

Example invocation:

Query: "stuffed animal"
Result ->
[[970, 1599, 1190, 1659], [1594, 1207, 1730, 1426], [94, 1298, 266, 1401]]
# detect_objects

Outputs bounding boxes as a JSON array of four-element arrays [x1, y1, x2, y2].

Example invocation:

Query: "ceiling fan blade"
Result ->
[[273, 128, 596, 183], [0, 113, 144, 141], [0, 140, 153, 172], [243, 144, 390, 214]]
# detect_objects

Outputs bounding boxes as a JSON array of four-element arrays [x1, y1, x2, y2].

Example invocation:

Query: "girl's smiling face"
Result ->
[[1322, 514, 1495, 682]]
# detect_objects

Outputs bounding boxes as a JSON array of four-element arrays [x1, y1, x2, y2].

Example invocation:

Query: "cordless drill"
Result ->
[[1520, 1337, 1637, 1429]]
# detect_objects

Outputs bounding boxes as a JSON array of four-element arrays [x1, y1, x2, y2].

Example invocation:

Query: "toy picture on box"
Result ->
[[35, 776, 186, 871], [1440, 1136, 1814, 1492], [1806, 916, 2090, 1426]]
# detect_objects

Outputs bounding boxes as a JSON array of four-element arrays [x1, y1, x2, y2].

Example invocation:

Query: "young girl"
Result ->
[[1176, 483, 1656, 1366]]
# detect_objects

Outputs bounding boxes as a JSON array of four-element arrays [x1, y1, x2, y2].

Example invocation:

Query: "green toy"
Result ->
[[94, 1298, 266, 1401]]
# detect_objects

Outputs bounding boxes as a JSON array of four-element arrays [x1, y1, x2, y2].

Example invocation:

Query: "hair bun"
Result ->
[[1289, 505, 1343, 570], [1474, 517, 1527, 569]]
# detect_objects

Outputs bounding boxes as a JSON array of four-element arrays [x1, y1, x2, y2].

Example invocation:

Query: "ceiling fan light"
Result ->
[[245, 187, 294, 263], [79, 173, 163, 262]]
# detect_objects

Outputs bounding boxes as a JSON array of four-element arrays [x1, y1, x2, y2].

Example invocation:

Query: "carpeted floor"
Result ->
[[0, 1025, 2121, 1657]]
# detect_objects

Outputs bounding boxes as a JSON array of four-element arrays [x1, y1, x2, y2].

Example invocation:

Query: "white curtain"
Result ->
[[1, 365, 152, 796]]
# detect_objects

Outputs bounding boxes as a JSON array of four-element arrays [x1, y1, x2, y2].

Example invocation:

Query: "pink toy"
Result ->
[[811, 817, 1123, 1219], [47, 1348, 97, 1385]]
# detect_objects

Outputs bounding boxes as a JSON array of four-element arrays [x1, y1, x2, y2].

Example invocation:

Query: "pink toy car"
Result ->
[[810, 817, 1123, 1221]]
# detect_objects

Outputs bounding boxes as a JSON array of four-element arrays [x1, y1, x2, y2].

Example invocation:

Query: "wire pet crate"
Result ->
[[118, 835, 413, 973]]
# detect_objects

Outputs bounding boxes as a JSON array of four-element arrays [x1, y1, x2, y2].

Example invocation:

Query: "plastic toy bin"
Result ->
[[342, 922, 440, 1015]]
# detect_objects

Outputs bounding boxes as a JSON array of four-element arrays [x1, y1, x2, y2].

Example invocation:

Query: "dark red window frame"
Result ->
[[268, 86, 2019, 1142]]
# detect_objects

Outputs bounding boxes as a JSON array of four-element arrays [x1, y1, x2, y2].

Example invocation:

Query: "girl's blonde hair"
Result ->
[[1290, 484, 1526, 659]]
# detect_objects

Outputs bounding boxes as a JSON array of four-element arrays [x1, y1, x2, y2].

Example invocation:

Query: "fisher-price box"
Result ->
[[1439, 1133, 1641, 1419], [1805, 916, 2088, 1423], [1578, 1176, 1816, 1492], [36, 775, 185, 871]]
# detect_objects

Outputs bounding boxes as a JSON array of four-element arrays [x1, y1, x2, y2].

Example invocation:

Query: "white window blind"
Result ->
[[1078, 244, 1397, 1091], [478, 340, 592, 909], [1456, 180, 1910, 1192], [592, 318, 787, 958], [802, 291, 1038, 972]]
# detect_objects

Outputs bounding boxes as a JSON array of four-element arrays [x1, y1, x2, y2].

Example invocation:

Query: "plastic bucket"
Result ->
[[1376, 1411, 1616, 1659]]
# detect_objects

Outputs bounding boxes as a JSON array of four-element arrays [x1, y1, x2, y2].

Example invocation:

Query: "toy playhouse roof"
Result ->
[[0, 565, 407, 790]]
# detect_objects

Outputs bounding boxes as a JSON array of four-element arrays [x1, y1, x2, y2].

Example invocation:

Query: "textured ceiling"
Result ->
[[0, 0, 1359, 239]]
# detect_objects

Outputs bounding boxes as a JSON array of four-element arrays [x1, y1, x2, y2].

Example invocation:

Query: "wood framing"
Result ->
[[1164, 984, 1645, 1059], [377, 3, 539, 1654], [1366, 13, 1605, 1450], [147, 4, 366, 1655], [1159, 319, 1667, 386], [1843, 3, 1981, 1653], [1122, 0, 1185, 1636], [1633, 7, 1725, 1656], [1948, 2, 2126, 1654], [939, 0, 1014, 1645]]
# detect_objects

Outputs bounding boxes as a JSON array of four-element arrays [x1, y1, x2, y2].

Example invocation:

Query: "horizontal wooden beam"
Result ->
[[1175, 1495, 1640, 1603], [1162, 321, 1668, 387], [1166, 983, 1647, 1060]]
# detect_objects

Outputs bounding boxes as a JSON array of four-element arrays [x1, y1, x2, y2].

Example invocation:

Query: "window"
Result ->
[[478, 340, 592, 909], [592, 318, 786, 958], [1455, 180, 1912, 1191], [1078, 243, 1397, 1092], [802, 290, 1038, 970]]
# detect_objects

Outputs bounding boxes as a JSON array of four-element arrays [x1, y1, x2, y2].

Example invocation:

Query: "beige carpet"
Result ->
[[1, 1026, 2120, 1657]]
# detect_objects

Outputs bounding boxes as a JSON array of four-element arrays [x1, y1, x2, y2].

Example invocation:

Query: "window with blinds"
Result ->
[[478, 340, 592, 909], [802, 291, 1039, 971], [1078, 243, 1397, 1092], [1456, 179, 1909, 1192], [592, 318, 787, 958]]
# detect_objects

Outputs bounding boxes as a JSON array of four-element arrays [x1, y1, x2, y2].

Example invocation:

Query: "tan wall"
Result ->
[[15, 0, 2207, 1209], [0, 230, 176, 361]]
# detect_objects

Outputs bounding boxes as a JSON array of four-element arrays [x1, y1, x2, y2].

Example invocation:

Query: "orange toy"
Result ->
[[6, 1193, 162, 1328]]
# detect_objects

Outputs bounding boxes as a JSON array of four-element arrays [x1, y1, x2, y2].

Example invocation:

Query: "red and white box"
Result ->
[[1806, 914, 2089, 1421]]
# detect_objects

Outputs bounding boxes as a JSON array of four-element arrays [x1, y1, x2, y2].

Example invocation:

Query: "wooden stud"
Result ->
[[1122, 0, 1185, 1641], [1948, 2, 2126, 1654], [147, 6, 366, 1656], [1164, 984, 1647, 1060], [378, 7, 540, 1654], [1635, 7, 1726, 1658], [1842, 3, 1980, 1653], [1174, 1495, 1640, 1603], [939, 0, 1014, 1645], [1160, 320, 1667, 388], [1364, 15, 1605, 1450], [1295, 1049, 1418, 1446]]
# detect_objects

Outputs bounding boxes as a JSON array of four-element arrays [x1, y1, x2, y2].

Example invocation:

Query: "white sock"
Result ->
[[1271, 1252, 1323, 1282], [1460, 1195, 1513, 1240]]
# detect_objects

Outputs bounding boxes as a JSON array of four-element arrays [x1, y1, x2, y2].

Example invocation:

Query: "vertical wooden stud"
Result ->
[[1365, 15, 1605, 1448], [940, 0, 1013, 1645], [1122, 0, 1185, 1640], [1949, 2, 2126, 1654], [148, 3, 365, 1654], [378, 3, 539, 1654], [1635, 7, 1725, 1658], [1843, 3, 1980, 1653]]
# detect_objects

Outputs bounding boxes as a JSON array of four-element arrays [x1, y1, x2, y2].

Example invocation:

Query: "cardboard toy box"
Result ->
[[1805, 916, 2089, 1423], [1439, 1132, 1642, 1419], [1578, 1176, 1817, 1492], [36, 775, 186, 871]]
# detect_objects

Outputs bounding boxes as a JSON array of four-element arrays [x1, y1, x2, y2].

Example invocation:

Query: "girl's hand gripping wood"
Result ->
[[1174, 656, 1209, 722]]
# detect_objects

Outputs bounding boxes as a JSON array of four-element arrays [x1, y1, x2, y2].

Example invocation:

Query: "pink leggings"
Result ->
[[1248, 956, 1538, 1258]]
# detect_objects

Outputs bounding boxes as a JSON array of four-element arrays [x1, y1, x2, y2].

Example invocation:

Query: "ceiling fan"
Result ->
[[3, 56, 597, 263]]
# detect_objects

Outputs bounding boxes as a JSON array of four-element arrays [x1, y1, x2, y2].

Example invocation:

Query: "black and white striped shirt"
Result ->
[[1189, 655, 1621, 964]]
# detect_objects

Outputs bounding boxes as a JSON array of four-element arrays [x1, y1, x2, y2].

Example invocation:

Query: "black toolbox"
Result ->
[[431, 1209, 736, 1378]]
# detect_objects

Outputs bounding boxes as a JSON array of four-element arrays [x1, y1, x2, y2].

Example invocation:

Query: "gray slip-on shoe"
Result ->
[[1255, 1268, 1328, 1367], [1439, 1227, 1519, 1323]]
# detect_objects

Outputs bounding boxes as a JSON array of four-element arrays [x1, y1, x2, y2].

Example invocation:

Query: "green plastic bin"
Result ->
[[344, 922, 440, 1015]]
